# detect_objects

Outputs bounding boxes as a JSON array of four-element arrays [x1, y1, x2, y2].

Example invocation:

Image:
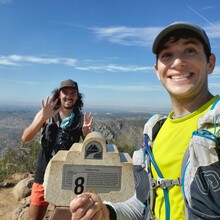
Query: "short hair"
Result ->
[[156, 29, 211, 62]]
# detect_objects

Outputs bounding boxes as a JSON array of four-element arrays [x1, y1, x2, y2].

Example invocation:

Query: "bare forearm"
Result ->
[[21, 110, 47, 142]]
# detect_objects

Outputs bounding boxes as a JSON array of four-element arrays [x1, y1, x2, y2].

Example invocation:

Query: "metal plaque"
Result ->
[[62, 164, 121, 194]]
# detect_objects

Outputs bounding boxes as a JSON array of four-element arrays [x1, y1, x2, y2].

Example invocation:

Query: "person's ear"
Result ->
[[154, 63, 161, 80], [207, 54, 216, 75]]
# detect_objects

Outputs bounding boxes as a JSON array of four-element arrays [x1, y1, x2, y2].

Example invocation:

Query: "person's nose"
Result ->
[[171, 54, 186, 70], [66, 92, 72, 98]]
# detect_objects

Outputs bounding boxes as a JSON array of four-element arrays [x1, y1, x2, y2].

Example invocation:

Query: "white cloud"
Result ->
[[0, 0, 12, 4], [209, 82, 220, 88], [0, 79, 43, 85], [212, 66, 220, 74], [82, 83, 162, 92], [0, 54, 77, 66], [205, 22, 220, 38], [76, 64, 154, 72], [90, 26, 159, 47], [202, 6, 216, 11], [90, 23, 220, 47]]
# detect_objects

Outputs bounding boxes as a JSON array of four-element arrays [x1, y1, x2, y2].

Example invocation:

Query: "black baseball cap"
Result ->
[[59, 79, 78, 92], [152, 22, 211, 54]]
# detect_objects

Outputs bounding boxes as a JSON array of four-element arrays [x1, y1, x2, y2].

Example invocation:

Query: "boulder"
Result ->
[[2, 172, 31, 187], [12, 177, 33, 201]]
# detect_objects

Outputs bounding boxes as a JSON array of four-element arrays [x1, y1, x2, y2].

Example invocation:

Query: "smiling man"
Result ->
[[149, 22, 217, 220], [69, 22, 220, 220], [153, 24, 215, 117], [22, 79, 93, 220]]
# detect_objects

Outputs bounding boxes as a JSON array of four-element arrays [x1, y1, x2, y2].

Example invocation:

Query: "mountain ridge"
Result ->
[[0, 107, 168, 157]]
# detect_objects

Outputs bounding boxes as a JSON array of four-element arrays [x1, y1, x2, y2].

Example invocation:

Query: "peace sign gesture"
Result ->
[[82, 112, 94, 137]]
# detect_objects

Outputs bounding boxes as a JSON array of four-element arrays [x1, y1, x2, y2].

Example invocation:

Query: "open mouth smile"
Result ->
[[170, 73, 192, 79]]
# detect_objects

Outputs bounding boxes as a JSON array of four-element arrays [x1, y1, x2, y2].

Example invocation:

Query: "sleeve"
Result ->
[[104, 194, 146, 220]]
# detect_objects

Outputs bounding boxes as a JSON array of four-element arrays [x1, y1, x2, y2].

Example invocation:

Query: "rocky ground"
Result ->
[[0, 187, 19, 220], [0, 186, 55, 220], [0, 173, 54, 220]]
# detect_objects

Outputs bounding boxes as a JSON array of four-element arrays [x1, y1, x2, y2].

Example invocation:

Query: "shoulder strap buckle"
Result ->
[[151, 177, 182, 189]]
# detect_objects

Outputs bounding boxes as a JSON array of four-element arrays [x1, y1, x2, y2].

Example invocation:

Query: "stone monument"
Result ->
[[43, 131, 135, 219]]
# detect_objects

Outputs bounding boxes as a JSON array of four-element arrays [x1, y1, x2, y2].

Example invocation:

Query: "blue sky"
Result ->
[[0, 0, 220, 112]]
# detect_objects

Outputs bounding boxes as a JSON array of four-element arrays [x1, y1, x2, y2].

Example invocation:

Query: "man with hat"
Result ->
[[22, 79, 93, 220], [69, 22, 220, 220]]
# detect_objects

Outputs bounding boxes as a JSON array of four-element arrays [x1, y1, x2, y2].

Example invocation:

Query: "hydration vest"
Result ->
[[133, 98, 220, 220], [41, 112, 83, 156]]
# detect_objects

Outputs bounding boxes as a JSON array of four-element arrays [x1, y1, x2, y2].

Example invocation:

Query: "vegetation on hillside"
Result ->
[[0, 140, 40, 182]]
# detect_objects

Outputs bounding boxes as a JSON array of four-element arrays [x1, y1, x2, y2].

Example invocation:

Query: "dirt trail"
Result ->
[[0, 187, 19, 220]]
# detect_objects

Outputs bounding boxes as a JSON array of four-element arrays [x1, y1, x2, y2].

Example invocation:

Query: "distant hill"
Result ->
[[0, 108, 38, 156], [0, 106, 168, 156]]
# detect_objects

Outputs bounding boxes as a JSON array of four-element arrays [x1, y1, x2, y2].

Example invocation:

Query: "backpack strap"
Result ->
[[133, 114, 168, 219], [40, 118, 58, 155], [198, 97, 220, 130], [53, 113, 62, 126], [181, 97, 220, 219], [143, 114, 167, 141]]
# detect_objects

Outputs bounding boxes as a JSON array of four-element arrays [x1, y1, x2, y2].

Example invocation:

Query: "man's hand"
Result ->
[[41, 96, 60, 120], [70, 193, 110, 220], [21, 96, 60, 142], [82, 112, 94, 137]]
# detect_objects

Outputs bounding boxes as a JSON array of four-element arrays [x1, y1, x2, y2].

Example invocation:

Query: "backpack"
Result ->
[[41, 113, 83, 156], [133, 97, 220, 220]]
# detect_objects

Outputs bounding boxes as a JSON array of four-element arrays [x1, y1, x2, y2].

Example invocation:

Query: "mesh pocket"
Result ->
[[53, 128, 71, 153]]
